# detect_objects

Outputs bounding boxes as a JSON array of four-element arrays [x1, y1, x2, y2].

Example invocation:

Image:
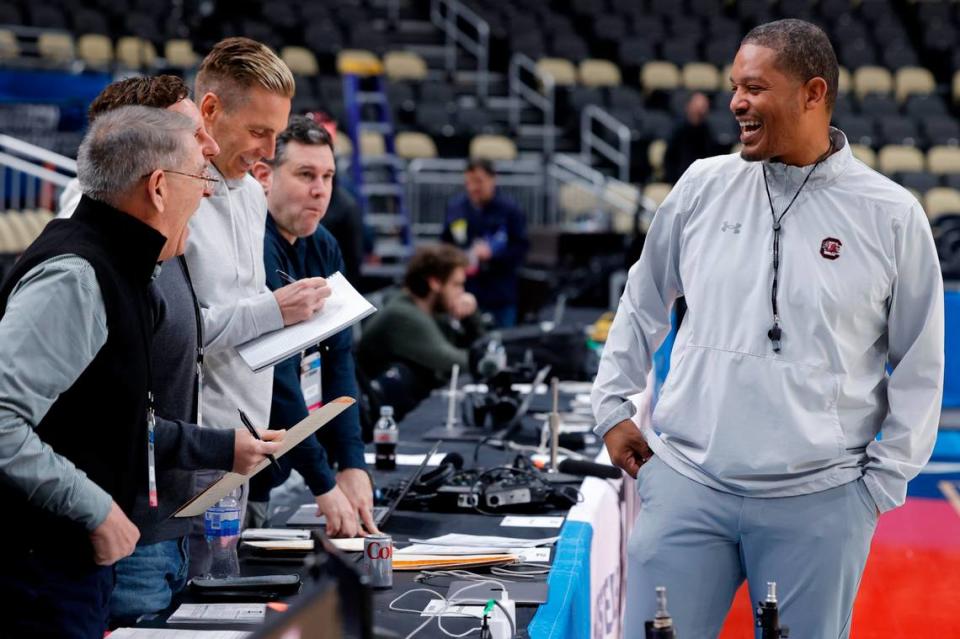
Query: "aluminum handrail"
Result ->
[[548, 153, 605, 189], [0, 152, 73, 187], [0, 134, 77, 173], [508, 53, 556, 157], [430, 0, 491, 101], [580, 106, 631, 182]]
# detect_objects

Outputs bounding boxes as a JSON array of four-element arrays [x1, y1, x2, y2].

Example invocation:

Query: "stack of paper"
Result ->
[[242, 539, 314, 551], [241, 528, 314, 551], [396, 533, 557, 566], [167, 604, 265, 625], [391, 554, 518, 571], [407, 533, 559, 548]]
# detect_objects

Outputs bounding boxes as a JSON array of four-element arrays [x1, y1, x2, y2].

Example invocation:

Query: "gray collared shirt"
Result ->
[[0, 254, 112, 530]]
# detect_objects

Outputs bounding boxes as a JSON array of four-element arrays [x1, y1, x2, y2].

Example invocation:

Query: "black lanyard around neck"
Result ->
[[178, 255, 205, 426], [761, 140, 833, 353]]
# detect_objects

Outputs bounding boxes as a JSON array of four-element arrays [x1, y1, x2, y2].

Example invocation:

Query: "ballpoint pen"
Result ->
[[238, 408, 279, 468], [276, 269, 297, 285]]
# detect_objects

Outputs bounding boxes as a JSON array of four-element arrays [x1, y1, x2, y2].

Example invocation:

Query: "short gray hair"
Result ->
[[77, 105, 195, 207], [742, 19, 839, 112]]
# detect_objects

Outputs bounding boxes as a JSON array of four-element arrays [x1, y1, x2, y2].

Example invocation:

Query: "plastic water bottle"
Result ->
[[204, 489, 241, 578], [373, 406, 398, 470]]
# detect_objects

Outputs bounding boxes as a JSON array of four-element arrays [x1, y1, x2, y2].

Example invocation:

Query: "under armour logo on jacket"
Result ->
[[721, 222, 741, 234]]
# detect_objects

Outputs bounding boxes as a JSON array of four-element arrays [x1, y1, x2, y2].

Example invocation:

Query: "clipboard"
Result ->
[[173, 397, 355, 518]]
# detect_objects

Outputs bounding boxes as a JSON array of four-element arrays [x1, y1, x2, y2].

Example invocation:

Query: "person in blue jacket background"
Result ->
[[441, 158, 529, 327]]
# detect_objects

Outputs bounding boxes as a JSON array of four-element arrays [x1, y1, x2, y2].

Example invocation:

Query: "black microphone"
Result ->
[[558, 432, 598, 451], [556, 458, 622, 479], [439, 452, 464, 470]]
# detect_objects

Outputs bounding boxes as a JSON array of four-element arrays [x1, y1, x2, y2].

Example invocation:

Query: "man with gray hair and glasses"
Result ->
[[0, 105, 210, 639]]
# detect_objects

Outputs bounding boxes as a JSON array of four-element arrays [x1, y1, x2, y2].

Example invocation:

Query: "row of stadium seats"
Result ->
[[0, 30, 201, 69]]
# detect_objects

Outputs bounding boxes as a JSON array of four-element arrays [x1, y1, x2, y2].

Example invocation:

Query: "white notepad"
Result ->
[[237, 272, 376, 372]]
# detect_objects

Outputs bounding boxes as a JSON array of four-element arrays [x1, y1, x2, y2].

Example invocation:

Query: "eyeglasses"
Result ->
[[141, 169, 221, 185], [162, 169, 221, 185]]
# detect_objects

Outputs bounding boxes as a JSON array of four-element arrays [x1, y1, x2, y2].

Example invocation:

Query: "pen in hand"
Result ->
[[238, 408, 279, 469], [276, 269, 297, 285]]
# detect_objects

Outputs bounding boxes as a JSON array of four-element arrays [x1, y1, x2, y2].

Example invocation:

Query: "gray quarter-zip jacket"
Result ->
[[592, 129, 944, 513], [184, 164, 284, 432]]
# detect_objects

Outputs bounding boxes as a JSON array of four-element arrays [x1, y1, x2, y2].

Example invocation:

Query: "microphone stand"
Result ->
[[541, 377, 580, 484]]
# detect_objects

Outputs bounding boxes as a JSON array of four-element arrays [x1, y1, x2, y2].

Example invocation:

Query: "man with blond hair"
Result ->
[[183, 37, 331, 574]]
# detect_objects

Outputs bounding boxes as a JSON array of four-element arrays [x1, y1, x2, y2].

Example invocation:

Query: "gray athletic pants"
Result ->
[[624, 456, 878, 638]]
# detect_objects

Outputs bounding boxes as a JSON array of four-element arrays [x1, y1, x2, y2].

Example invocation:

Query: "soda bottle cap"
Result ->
[[380, 406, 394, 417]]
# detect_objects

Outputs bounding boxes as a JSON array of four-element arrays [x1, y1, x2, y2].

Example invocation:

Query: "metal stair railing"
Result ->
[[508, 53, 556, 158], [0, 134, 75, 211], [580, 105, 631, 182], [430, 0, 491, 101]]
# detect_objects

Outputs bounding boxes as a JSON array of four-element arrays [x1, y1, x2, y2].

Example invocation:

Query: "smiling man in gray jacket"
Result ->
[[183, 37, 331, 575], [593, 20, 944, 638]]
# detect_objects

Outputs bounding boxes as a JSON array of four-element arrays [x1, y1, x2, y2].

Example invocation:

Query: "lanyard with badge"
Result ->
[[301, 347, 323, 412], [147, 258, 206, 509], [278, 267, 324, 412]]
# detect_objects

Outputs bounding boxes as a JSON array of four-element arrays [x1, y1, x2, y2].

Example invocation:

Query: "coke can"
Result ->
[[363, 534, 393, 588]]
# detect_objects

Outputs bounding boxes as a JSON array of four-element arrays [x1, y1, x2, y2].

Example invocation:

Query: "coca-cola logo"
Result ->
[[366, 541, 393, 560]]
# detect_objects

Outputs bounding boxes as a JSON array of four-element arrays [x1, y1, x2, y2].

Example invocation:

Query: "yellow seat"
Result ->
[[359, 130, 385, 157], [927, 146, 960, 175], [383, 51, 428, 81], [682, 63, 720, 91], [77, 34, 113, 69], [395, 132, 437, 159], [337, 49, 383, 76], [894, 67, 935, 103], [578, 59, 622, 87], [837, 66, 851, 94], [281, 46, 319, 76], [536, 57, 578, 87], [924, 187, 960, 219], [877, 145, 924, 175], [0, 29, 20, 60], [648, 139, 667, 180], [469, 134, 518, 161], [165, 39, 199, 69], [116, 36, 156, 69], [334, 130, 353, 158], [641, 61, 681, 93], [37, 32, 75, 65], [853, 66, 893, 99]]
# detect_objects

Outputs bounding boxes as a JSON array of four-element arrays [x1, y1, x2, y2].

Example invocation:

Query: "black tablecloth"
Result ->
[[139, 385, 600, 637]]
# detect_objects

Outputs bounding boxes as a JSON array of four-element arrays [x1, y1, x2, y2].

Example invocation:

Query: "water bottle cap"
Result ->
[[380, 406, 394, 417]]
